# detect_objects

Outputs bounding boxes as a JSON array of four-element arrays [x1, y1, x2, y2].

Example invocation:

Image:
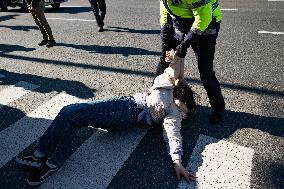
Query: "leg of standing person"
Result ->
[[30, 9, 49, 46], [31, 0, 56, 47], [15, 96, 138, 186], [89, 0, 104, 32], [191, 22, 225, 124], [97, 0, 106, 31]]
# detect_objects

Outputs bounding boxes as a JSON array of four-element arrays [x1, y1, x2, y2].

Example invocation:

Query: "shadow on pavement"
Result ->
[[0, 69, 96, 131], [0, 14, 19, 22], [57, 42, 161, 57], [2, 53, 283, 98], [0, 69, 95, 99], [0, 25, 38, 31], [44, 6, 92, 14], [0, 44, 36, 53], [0, 105, 282, 189], [108, 106, 284, 189], [106, 26, 160, 35]]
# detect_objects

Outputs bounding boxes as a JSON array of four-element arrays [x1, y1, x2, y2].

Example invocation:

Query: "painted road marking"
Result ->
[[258, 31, 284, 35], [47, 18, 96, 22], [0, 93, 85, 168], [221, 8, 238, 11], [0, 81, 39, 106], [40, 128, 147, 189], [268, 0, 284, 1], [178, 134, 254, 189]]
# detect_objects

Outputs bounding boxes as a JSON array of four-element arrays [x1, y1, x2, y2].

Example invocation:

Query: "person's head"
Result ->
[[173, 80, 196, 116]]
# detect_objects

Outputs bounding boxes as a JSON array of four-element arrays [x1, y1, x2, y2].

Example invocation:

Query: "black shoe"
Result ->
[[46, 40, 56, 48], [27, 162, 58, 186], [98, 27, 104, 32], [209, 110, 224, 125], [38, 39, 49, 46], [15, 153, 46, 168]]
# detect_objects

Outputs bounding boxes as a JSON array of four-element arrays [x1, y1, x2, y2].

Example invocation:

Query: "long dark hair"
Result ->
[[173, 83, 196, 115]]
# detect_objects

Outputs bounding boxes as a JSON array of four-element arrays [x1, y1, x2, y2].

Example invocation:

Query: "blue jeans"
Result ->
[[36, 96, 137, 166]]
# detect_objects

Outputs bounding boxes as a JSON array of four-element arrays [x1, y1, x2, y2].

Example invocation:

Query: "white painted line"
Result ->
[[40, 128, 148, 189], [258, 30, 284, 35], [0, 93, 85, 168], [221, 8, 238, 11], [268, 0, 284, 2], [178, 134, 254, 189], [0, 81, 39, 106], [47, 17, 96, 22]]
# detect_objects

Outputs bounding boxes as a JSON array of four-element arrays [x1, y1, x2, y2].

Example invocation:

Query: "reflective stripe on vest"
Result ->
[[191, 0, 210, 9], [212, 0, 219, 11]]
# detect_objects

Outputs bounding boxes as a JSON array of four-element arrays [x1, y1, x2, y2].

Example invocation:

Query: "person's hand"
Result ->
[[165, 50, 185, 79], [173, 160, 197, 182], [165, 49, 175, 62]]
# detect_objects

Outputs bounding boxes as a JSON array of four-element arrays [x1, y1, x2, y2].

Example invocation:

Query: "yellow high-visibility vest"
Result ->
[[160, 0, 222, 32]]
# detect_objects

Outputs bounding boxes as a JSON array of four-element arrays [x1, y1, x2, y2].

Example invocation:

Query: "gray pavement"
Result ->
[[0, 0, 283, 188]]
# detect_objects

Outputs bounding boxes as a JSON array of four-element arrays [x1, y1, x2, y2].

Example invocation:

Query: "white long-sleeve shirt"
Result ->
[[134, 67, 187, 161]]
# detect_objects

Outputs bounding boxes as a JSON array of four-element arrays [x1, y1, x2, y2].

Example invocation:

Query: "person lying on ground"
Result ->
[[15, 52, 197, 186]]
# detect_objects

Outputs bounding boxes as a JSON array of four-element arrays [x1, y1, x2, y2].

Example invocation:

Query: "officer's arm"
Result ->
[[160, 0, 176, 51], [191, 0, 212, 33], [176, 0, 212, 58]]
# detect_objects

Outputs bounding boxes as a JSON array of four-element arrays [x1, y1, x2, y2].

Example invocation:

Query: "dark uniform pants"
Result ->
[[89, 0, 106, 27], [30, 0, 54, 40], [157, 20, 225, 112]]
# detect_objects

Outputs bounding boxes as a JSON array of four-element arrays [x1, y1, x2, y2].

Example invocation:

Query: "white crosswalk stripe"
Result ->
[[40, 128, 147, 189], [178, 134, 254, 189], [0, 92, 85, 168], [0, 81, 39, 106], [0, 79, 279, 189]]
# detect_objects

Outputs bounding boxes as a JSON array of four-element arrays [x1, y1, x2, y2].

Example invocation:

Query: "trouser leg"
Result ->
[[97, 0, 106, 27], [191, 31, 225, 112], [36, 96, 137, 166], [89, 0, 103, 27], [30, 10, 48, 40], [31, 1, 54, 40]]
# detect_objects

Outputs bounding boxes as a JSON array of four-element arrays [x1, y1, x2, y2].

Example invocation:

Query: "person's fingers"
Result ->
[[176, 172, 181, 180], [175, 169, 181, 180], [181, 171, 192, 182]]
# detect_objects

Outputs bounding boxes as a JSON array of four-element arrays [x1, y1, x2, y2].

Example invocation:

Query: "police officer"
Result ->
[[157, 0, 225, 124], [28, 0, 56, 47], [88, 0, 106, 32]]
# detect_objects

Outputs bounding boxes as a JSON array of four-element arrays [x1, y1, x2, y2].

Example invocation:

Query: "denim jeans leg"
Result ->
[[36, 96, 137, 166]]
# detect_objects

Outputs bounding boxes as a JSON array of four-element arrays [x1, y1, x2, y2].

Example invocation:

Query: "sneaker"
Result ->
[[27, 162, 58, 186], [38, 39, 49, 46], [209, 110, 224, 125], [46, 40, 56, 48], [98, 27, 104, 32], [15, 153, 46, 168]]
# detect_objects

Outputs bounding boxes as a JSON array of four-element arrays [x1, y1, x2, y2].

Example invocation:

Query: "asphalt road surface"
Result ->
[[0, 0, 283, 188]]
